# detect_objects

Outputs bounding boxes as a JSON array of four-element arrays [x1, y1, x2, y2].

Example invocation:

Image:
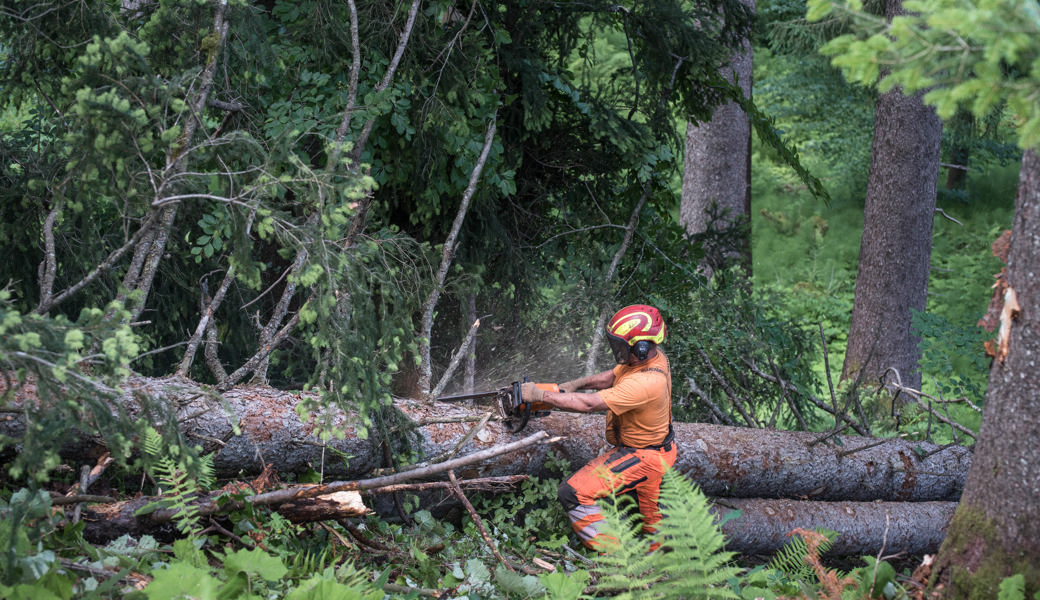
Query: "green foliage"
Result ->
[[135, 427, 215, 538], [767, 528, 839, 585], [911, 309, 990, 403], [998, 573, 1040, 600], [588, 469, 741, 599], [0, 290, 203, 482], [473, 451, 572, 550], [754, 47, 875, 194], [809, 0, 1040, 150], [0, 489, 60, 587]]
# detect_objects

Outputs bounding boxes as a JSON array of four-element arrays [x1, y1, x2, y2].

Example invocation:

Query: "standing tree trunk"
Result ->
[[932, 149, 1040, 598], [680, 0, 754, 279], [841, 0, 942, 394]]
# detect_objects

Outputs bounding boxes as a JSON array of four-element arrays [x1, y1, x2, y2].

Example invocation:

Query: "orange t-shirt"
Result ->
[[599, 350, 672, 448]]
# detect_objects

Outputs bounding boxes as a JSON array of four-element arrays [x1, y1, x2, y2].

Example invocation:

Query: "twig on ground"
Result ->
[[382, 582, 440, 598], [448, 469, 515, 572], [562, 543, 595, 567], [340, 520, 390, 552], [200, 517, 253, 548], [364, 475, 528, 495], [51, 494, 117, 506]]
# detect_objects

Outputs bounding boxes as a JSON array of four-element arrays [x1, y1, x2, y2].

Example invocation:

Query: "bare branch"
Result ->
[[698, 349, 759, 427], [34, 210, 163, 314], [881, 368, 977, 441], [119, 0, 232, 322], [419, 114, 498, 395], [742, 357, 872, 436], [350, 0, 423, 161], [430, 318, 482, 399], [449, 469, 515, 572], [178, 205, 258, 376], [328, 0, 361, 168]]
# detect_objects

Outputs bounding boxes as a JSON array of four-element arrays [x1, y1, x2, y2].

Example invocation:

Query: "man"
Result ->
[[520, 304, 676, 551]]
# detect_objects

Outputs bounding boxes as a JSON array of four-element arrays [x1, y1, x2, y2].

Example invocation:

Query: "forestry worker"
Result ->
[[520, 304, 676, 551]]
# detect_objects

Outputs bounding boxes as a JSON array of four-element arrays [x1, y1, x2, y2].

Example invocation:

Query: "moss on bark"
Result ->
[[932, 503, 1040, 599]]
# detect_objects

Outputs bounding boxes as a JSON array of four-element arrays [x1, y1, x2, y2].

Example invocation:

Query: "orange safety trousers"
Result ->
[[557, 443, 677, 550]]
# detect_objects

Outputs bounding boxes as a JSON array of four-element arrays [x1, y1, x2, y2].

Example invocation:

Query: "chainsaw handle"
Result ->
[[504, 377, 558, 433]]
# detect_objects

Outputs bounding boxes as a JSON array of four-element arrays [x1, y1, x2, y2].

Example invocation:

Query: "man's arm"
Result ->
[[541, 390, 608, 413], [560, 369, 616, 392], [522, 369, 615, 413]]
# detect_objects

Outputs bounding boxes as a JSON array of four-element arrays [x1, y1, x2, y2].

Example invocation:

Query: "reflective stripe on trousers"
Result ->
[[557, 443, 677, 550]]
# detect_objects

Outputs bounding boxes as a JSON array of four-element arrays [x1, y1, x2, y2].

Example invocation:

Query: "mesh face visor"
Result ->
[[607, 332, 631, 364]]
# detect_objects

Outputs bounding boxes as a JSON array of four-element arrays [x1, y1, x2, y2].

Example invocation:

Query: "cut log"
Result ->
[[3, 376, 971, 501], [713, 498, 957, 557]]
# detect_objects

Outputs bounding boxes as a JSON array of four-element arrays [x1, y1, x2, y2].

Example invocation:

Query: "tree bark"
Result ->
[[933, 150, 1040, 598], [715, 498, 956, 557], [840, 0, 942, 394], [680, 0, 754, 279], [2, 376, 970, 502]]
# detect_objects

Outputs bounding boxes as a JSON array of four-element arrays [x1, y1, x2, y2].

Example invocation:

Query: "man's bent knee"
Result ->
[[558, 480, 580, 512]]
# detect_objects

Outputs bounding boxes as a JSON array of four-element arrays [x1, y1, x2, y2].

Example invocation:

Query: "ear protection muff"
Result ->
[[632, 340, 652, 361]]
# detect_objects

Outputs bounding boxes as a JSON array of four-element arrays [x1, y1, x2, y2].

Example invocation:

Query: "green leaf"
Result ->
[[539, 570, 589, 600], [144, 562, 220, 600], [223, 547, 288, 581]]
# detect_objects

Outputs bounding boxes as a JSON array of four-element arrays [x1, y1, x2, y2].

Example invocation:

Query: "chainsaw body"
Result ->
[[496, 380, 557, 433], [436, 377, 557, 433]]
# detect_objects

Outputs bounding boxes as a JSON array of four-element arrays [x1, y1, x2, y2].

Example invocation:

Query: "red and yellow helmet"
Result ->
[[605, 304, 666, 363]]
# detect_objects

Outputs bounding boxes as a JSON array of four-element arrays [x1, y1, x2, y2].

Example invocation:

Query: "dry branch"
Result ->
[[419, 115, 498, 395]]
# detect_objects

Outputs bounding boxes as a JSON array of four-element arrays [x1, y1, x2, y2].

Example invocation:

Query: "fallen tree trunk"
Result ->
[[713, 498, 957, 557], [3, 376, 971, 501], [72, 450, 955, 556]]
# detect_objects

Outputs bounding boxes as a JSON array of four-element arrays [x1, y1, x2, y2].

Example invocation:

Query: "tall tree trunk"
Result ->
[[841, 0, 942, 394], [933, 150, 1040, 598], [680, 0, 754, 279]]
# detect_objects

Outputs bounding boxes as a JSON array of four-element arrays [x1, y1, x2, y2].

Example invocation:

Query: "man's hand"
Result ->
[[520, 382, 545, 403], [560, 376, 590, 393]]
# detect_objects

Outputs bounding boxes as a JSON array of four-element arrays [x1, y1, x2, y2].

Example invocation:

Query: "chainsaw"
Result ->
[[435, 377, 558, 433]]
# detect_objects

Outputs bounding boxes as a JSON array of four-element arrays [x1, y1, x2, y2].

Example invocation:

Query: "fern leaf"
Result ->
[[768, 527, 840, 582], [589, 469, 742, 600], [589, 493, 661, 598], [653, 469, 741, 599]]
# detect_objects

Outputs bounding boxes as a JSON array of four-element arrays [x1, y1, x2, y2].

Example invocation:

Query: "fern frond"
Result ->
[[589, 493, 661, 599], [653, 469, 741, 599], [137, 426, 210, 538], [589, 470, 742, 600], [768, 527, 840, 581]]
